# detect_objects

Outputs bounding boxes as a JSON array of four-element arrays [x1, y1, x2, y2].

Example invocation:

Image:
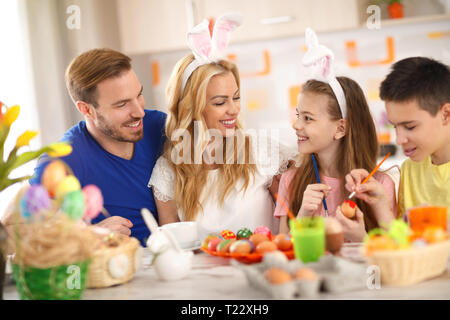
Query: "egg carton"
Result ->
[[231, 252, 368, 299]]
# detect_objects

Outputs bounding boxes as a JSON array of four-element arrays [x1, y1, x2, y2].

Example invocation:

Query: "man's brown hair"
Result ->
[[65, 48, 131, 107]]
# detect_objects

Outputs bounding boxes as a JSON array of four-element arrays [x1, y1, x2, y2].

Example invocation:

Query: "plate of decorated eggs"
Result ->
[[200, 226, 295, 264]]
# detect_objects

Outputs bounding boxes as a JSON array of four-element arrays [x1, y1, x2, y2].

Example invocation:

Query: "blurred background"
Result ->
[[0, 0, 449, 215]]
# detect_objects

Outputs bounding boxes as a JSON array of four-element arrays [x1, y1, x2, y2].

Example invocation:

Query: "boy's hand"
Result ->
[[335, 205, 367, 242], [345, 169, 389, 207], [298, 183, 331, 217]]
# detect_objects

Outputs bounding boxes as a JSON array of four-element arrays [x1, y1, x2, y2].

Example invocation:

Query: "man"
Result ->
[[30, 48, 166, 246]]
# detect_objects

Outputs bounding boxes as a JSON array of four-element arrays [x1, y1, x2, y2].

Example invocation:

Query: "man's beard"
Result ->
[[96, 113, 144, 143]]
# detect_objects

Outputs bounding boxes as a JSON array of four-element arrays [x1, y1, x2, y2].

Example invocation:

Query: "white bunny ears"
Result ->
[[180, 13, 242, 95], [302, 28, 347, 118]]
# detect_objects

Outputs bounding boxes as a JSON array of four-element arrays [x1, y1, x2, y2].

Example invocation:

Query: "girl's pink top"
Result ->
[[274, 167, 397, 218]]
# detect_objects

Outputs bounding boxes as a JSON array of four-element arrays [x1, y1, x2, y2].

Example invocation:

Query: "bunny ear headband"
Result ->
[[302, 28, 347, 118], [180, 12, 243, 95]]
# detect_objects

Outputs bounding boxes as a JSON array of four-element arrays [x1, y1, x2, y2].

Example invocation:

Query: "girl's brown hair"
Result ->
[[289, 77, 380, 231]]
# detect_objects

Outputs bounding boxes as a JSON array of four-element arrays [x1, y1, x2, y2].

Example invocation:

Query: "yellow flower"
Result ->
[[16, 130, 39, 147], [47, 142, 72, 157], [3, 105, 20, 126]]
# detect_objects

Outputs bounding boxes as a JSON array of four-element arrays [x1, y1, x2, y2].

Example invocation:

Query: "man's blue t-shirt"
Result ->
[[30, 109, 167, 246]]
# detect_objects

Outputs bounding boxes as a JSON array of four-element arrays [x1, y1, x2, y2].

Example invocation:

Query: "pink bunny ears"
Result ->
[[302, 28, 347, 118], [180, 13, 242, 95]]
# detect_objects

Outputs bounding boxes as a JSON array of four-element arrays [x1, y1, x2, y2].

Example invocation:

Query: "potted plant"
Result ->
[[387, 0, 404, 19], [0, 101, 72, 299]]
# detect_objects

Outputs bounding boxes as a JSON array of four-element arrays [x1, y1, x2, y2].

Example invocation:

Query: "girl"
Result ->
[[275, 76, 397, 241]]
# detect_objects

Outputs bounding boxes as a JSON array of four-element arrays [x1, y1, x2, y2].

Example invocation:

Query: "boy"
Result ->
[[345, 57, 449, 219]]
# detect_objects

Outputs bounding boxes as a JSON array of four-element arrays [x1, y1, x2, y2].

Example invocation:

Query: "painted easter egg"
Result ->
[[255, 241, 278, 254], [229, 240, 255, 254], [423, 226, 447, 244], [249, 233, 269, 247], [236, 228, 253, 239], [217, 239, 236, 253], [54, 175, 81, 200], [61, 190, 85, 220], [220, 229, 236, 240], [201, 234, 220, 249], [254, 226, 271, 238], [207, 238, 222, 252], [82, 184, 103, 220], [273, 233, 293, 251], [41, 160, 68, 197], [365, 235, 397, 255], [20, 185, 51, 220], [341, 200, 356, 219]]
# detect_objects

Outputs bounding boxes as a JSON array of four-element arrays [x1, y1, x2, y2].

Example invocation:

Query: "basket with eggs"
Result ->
[[363, 206, 450, 286]]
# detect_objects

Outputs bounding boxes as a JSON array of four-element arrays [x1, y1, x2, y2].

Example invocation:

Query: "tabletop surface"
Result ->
[[4, 244, 450, 300]]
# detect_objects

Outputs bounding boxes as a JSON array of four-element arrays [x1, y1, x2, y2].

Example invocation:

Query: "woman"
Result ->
[[148, 51, 295, 239]]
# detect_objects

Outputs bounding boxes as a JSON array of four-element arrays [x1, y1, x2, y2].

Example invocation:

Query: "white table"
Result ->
[[3, 249, 450, 300]]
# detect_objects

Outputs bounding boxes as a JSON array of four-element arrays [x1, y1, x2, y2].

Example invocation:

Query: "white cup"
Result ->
[[158, 222, 199, 250]]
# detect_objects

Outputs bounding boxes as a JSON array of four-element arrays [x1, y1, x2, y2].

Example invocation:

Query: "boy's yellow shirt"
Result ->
[[398, 156, 450, 218]]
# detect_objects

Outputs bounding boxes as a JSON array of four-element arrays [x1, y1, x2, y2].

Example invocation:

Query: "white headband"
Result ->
[[302, 28, 347, 118], [180, 13, 242, 95]]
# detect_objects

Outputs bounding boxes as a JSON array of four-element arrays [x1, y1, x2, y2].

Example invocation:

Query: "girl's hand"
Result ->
[[298, 183, 331, 217], [335, 205, 367, 242], [345, 169, 389, 208]]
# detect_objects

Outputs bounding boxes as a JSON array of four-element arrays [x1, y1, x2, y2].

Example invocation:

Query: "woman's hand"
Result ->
[[335, 205, 366, 242], [297, 184, 331, 217]]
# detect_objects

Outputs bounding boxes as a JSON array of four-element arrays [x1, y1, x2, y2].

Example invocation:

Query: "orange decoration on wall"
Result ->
[[428, 31, 450, 39], [240, 50, 272, 78], [345, 37, 395, 67], [289, 85, 302, 108], [151, 61, 160, 86]]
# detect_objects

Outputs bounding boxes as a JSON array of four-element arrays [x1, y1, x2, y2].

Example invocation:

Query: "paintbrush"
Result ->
[[348, 152, 391, 199]]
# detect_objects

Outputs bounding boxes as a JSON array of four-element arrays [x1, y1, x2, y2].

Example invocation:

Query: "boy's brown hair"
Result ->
[[65, 48, 131, 107], [379, 57, 450, 115]]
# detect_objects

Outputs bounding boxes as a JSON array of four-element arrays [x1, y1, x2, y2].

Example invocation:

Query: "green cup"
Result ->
[[289, 217, 325, 263]]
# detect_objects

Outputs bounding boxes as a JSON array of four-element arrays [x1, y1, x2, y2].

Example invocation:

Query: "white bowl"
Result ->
[[158, 222, 199, 250]]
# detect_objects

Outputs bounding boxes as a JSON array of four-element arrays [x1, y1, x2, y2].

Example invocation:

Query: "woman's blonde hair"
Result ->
[[289, 77, 380, 231], [164, 54, 256, 221]]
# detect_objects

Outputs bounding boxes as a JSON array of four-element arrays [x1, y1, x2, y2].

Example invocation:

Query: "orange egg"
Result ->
[[341, 200, 356, 219], [41, 160, 68, 197], [249, 233, 269, 247], [264, 268, 292, 285], [273, 234, 293, 251], [365, 235, 397, 255], [423, 227, 447, 244], [294, 268, 318, 280], [255, 240, 277, 254]]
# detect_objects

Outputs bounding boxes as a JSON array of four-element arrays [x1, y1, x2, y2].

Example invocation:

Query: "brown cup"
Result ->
[[325, 232, 344, 254]]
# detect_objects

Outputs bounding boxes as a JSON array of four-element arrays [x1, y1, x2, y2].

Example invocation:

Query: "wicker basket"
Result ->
[[86, 235, 142, 288], [12, 260, 89, 300], [365, 239, 450, 286]]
